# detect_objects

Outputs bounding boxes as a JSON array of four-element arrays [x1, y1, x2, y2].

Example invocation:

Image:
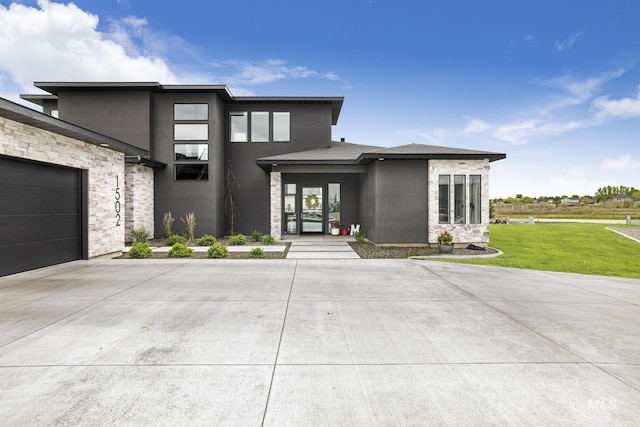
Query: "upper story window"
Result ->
[[230, 112, 248, 142], [251, 112, 269, 142], [230, 111, 290, 142], [174, 144, 208, 161], [273, 112, 290, 141], [174, 124, 208, 141], [174, 104, 208, 120], [51, 109, 59, 118]]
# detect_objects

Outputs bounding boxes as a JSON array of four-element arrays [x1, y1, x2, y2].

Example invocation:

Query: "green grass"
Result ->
[[439, 223, 640, 279]]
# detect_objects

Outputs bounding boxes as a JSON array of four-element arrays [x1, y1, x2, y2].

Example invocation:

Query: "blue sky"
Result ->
[[1, 0, 639, 198]]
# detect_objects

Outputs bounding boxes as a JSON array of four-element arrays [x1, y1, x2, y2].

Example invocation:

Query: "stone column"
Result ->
[[270, 171, 282, 239]]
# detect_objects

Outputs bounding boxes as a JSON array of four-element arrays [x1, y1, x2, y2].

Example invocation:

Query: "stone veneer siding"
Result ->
[[270, 171, 282, 239], [0, 116, 125, 257], [124, 163, 154, 242], [427, 159, 491, 245]]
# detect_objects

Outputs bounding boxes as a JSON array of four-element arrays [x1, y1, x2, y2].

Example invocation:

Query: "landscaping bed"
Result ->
[[349, 241, 498, 259]]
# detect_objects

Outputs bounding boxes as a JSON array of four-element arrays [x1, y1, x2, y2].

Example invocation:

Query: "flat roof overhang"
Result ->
[[356, 152, 507, 164]]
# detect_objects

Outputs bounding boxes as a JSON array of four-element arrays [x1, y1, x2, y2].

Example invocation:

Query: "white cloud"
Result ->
[[493, 119, 585, 145], [554, 32, 582, 51], [463, 117, 490, 134], [591, 85, 640, 120], [215, 59, 340, 87], [0, 0, 179, 90], [599, 154, 640, 171], [0, 0, 343, 99]]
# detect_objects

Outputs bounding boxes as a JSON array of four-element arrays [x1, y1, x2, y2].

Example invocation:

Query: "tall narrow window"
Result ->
[[454, 175, 466, 224], [251, 112, 269, 142], [230, 112, 248, 142], [439, 175, 450, 224], [284, 184, 297, 234], [470, 175, 481, 224], [328, 183, 341, 226], [273, 112, 290, 141]]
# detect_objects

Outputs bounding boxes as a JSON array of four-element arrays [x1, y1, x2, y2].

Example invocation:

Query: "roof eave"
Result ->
[[356, 152, 507, 164]]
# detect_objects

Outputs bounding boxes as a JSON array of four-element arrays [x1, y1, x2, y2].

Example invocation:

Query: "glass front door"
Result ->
[[301, 186, 323, 233]]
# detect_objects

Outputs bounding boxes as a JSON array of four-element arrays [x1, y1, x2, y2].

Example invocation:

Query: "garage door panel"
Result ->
[[1, 214, 80, 246], [0, 159, 80, 189], [0, 185, 79, 215], [0, 238, 80, 277]]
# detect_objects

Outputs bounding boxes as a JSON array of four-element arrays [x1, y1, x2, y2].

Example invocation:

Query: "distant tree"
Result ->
[[594, 185, 638, 203], [515, 193, 523, 199]]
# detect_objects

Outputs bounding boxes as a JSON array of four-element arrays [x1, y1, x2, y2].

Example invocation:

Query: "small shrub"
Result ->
[[228, 233, 247, 246], [167, 243, 193, 258], [262, 234, 276, 245], [249, 247, 265, 259], [207, 242, 228, 259], [197, 234, 217, 246], [166, 234, 185, 246], [131, 227, 150, 244], [181, 212, 197, 242], [354, 231, 366, 244], [250, 230, 264, 242], [128, 242, 152, 259], [162, 212, 175, 238]]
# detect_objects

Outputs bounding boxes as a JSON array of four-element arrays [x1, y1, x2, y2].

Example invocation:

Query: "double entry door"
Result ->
[[284, 185, 324, 234]]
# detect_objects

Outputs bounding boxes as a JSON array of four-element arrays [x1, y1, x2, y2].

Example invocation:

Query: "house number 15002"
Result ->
[[115, 175, 121, 226]]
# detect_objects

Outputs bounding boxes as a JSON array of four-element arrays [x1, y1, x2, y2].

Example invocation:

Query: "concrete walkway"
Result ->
[[0, 260, 639, 425], [283, 235, 360, 259]]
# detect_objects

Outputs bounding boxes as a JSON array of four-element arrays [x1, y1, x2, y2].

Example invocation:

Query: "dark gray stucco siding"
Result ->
[[368, 160, 429, 243], [358, 165, 376, 240], [57, 90, 151, 151], [225, 103, 333, 235], [152, 92, 225, 238]]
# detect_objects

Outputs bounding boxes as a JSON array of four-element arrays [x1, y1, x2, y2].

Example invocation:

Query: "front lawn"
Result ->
[[439, 223, 640, 279]]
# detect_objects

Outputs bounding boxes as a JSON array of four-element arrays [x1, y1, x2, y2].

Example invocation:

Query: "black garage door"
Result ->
[[0, 156, 85, 276]]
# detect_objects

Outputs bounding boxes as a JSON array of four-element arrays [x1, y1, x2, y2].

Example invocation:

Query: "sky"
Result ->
[[1, 0, 639, 198]]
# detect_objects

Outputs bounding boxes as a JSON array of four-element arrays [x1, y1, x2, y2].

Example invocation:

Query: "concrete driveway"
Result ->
[[0, 259, 639, 426]]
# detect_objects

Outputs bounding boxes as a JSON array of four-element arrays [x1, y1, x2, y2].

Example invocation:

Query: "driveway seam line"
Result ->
[[261, 259, 297, 426]]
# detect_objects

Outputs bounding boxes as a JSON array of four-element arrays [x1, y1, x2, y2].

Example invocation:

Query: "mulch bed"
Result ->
[[349, 242, 498, 259]]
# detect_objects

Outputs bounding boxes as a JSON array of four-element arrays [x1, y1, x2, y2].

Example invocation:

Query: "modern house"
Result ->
[[0, 82, 505, 276]]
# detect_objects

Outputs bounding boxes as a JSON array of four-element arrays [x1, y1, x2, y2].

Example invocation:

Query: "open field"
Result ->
[[494, 203, 640, 220], [437, 223, 640, 279]]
